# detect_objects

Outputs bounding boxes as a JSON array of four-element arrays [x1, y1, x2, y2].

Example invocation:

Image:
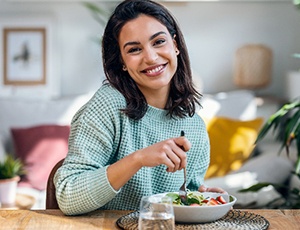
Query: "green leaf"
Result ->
[[82, 2, 110, 19], [256, 100, 300, 147], [238, 183, 273, 192], [187, 197, 200, 205], [165, 193, 180, 205], [0, 155, 25, 179], [294, 0, 300, 9]]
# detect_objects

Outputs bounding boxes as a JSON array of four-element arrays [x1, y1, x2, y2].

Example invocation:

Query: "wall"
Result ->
[[0, 0, 299, 99]]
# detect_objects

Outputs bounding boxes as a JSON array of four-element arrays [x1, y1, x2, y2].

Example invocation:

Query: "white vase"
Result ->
[[0, 176, 20, 205], [286, 71, 300, 100]]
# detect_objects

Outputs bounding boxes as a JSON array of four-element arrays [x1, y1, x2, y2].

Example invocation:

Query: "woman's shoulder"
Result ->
[[186, 113, 208, 137], [72, 84, 126, 121], [188, 112, 206, 126], [91, 84, 126, 108], [96, 84, 124, 98]]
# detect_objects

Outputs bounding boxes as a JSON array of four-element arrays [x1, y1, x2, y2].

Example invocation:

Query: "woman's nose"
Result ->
[[143, 47, 158, 63]]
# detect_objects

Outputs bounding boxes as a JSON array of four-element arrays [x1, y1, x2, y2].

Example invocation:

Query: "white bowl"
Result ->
[[151, 192, 237, 223]]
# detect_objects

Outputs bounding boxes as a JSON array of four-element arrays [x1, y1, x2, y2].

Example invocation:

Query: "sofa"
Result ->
[[199, 90, 297, 208], [0, 89, 296, 209], [0, 93, 93, 209]]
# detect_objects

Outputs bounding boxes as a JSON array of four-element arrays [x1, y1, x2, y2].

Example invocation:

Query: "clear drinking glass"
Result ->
[[138, 195, 175, 230]]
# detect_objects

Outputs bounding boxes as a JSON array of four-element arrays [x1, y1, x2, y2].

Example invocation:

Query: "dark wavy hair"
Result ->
[[102, 0, 201, 120]]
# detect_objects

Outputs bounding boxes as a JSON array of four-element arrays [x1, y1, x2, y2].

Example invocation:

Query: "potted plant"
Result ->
[[239, 98, 300, 208], [0, 154, 24, 205], [239, 1, 300, 208]]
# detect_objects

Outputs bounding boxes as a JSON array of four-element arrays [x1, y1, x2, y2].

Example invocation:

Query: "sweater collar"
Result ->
[[145, 105, 174, 122]]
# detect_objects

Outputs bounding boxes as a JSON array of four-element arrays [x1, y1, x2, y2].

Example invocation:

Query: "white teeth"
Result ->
[[146, 65, 164, 74]]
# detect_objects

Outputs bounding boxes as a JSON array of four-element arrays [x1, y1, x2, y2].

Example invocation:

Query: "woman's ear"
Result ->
[[173, 35, 180, 55]]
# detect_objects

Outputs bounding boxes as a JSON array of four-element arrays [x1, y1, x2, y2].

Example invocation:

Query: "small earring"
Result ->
[[175, 50, 179, 54], [122, 65, 127, 71]]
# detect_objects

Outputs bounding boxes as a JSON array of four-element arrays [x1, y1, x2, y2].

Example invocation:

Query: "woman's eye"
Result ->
[[128, 47, 141, 54], [154, 39, 166, 46]]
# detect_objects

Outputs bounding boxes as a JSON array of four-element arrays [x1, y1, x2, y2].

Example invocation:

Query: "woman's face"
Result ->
[[118, 14, 179, 99]]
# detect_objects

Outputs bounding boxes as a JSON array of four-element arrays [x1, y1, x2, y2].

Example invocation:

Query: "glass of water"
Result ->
[[138, 195, 175, 230]]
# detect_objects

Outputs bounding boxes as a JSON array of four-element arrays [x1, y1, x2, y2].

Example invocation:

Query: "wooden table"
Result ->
[[0, 209, 298, 229], [0, 194, 35, 210]]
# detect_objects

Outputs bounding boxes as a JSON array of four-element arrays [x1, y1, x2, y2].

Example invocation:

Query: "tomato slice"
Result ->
[[216, 196, 227, 204], [189, 203, 201, 206]]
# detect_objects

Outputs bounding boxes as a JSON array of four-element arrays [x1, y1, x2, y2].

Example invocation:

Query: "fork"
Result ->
[[179, 167, 188, 205], [178, 131, 188, 205]]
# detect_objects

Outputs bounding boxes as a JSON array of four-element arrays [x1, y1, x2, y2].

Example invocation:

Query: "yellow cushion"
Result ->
[[204, 117, 264, 179]]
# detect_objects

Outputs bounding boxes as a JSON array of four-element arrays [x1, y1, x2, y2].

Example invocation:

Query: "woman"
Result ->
[[54, 0, 224, 216]]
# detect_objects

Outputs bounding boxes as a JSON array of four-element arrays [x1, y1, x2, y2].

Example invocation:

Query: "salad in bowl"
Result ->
[[163, 191, 237, 223], [165, 191, 228, 207]]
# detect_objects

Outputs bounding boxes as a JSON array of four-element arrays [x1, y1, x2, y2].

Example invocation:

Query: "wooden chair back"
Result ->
[[46, 158, 65, 209]]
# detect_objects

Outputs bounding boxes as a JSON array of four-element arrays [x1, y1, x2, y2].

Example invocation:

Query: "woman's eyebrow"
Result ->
[[123, 31, 167, 49], [149, 31, 167, 41], [123, 41, 140, 49]]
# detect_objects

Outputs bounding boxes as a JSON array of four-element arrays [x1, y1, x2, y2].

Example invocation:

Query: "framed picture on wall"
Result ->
[[3, 27, 46, 86]]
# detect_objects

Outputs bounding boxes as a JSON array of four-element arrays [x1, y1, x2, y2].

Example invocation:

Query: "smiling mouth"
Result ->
[[142, 64, 167, 74]]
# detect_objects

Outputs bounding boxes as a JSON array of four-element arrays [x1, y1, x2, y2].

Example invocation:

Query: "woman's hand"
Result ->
[[134, 136, 191, 173], [198, 185, 227, 194], [107, 135, 190, 190]]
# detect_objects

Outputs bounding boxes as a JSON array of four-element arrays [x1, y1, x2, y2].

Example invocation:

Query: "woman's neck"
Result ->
[[147, 96, 167, 109], [138, 86, 170, 109]]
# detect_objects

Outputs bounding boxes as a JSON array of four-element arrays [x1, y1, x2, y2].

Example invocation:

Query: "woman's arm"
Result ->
[[107, 136, 191, 190]]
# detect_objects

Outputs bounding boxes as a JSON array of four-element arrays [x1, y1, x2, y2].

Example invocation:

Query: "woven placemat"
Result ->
[[116, 209, 269, 230]]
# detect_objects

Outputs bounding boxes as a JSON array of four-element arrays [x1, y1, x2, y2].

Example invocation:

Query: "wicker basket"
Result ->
[[234, 44, 272, 89]]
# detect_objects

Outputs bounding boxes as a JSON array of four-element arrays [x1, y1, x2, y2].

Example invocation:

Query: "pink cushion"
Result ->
[[11, 124, 70, 190]]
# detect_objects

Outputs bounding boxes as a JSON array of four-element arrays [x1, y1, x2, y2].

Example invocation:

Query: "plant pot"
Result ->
[[0, 176, 20, 205]]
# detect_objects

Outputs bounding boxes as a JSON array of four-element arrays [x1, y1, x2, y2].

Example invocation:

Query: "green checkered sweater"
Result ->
[[54, 84, 210, 215]]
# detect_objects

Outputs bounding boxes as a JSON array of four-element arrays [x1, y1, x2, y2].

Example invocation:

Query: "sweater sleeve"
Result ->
[[54, 86, 125, 215]]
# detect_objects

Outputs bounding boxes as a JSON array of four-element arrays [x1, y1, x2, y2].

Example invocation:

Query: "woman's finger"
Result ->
[[174, 136, 191, 152]]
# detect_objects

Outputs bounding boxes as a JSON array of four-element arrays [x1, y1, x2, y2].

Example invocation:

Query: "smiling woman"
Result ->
[[118, 14, 179, 108], [54, 0, 224, 216]]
